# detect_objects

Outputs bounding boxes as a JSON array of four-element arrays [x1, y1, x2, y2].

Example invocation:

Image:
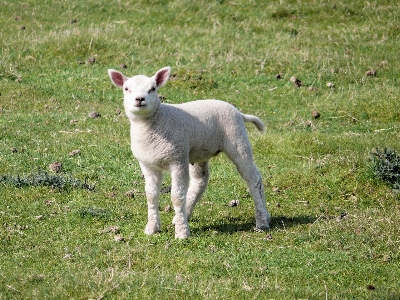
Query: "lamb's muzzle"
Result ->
[[108, 66, 271, 238]]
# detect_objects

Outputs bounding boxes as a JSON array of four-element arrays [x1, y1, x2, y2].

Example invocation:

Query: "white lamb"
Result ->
[[108, 66, 271, 238]]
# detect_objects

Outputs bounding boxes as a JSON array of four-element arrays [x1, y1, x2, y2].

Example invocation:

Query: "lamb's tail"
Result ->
[[242, 114, 265, 132]]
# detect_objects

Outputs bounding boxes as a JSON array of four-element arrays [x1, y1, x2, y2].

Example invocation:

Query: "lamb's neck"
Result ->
[[128, 107, 164, 136]]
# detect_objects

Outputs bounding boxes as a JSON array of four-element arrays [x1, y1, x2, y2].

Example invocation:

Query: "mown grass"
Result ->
[[1, 0, 400, 299]]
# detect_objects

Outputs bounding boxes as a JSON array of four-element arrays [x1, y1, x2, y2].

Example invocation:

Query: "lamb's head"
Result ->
[[108, 67, 171, 119]]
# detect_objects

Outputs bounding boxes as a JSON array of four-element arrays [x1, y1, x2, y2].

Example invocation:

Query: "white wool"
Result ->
[[108, 66, 271, 238]]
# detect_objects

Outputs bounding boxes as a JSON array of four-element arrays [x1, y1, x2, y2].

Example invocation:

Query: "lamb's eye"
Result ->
[[124, 87, 129, 92], [149, 86, 156, 93]]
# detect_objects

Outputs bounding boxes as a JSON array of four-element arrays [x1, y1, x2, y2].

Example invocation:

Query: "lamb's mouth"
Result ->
[[134, 103, 147, 108]]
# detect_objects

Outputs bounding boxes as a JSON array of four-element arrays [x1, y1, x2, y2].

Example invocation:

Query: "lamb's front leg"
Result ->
[[170, 163, 190, 239], [140, 163, 163, 235]]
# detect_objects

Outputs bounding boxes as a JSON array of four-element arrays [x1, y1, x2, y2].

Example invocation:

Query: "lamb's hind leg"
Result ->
[[226, 142, 271, 229], [241, 162, 271, 229], [186, 161, 210, 220]]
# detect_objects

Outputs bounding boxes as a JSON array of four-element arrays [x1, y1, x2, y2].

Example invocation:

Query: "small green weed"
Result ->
[[79, 207, 111, 219], [0, 169, 95, 191], [371, 147, 400, 191]]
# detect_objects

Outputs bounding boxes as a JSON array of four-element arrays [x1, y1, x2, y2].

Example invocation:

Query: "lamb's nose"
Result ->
[[136, 97, 145, 102]]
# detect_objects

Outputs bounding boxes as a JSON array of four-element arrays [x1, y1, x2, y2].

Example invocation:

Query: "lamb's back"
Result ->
[[168, 100, 245, 163], [170, 99, 241, 129]]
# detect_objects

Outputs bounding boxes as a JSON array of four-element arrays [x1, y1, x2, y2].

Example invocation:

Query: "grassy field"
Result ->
[[1, 0, 400, 299]]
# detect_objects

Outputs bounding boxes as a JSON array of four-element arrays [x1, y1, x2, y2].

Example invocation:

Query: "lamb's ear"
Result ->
[[108, 69, 128, 88], [154, 66, 171, 88]]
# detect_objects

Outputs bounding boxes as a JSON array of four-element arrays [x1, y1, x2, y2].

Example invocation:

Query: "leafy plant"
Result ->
[[0, 169, 95, 191], [371, 147, 400, 190]]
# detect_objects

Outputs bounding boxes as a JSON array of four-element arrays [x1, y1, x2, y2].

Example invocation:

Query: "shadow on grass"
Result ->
[[270, 215, 318, 230], [194, 215, 317, 235]]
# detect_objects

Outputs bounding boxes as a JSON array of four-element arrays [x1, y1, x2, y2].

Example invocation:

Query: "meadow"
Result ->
[[1, 0, 400, 299]]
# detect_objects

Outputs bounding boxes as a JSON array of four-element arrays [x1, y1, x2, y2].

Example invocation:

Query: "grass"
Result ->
[[1, 0, 400, 299]]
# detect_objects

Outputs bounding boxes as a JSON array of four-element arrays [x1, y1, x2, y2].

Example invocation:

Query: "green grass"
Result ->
[[1, 0, 400, 299]]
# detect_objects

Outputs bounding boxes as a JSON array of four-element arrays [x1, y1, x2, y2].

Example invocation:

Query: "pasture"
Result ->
[[1, 0, 399, 299]]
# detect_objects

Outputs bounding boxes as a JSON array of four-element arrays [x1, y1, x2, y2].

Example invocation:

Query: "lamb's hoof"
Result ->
[[175, 224, 190, 239], [144, 223, 160, 235], [256, 218, 270, 230], [256, 211, 271, 230], [255, 223, 270, 230]]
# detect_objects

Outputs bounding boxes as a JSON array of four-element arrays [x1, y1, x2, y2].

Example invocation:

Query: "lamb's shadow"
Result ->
[[193, 215, 317, 235]]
